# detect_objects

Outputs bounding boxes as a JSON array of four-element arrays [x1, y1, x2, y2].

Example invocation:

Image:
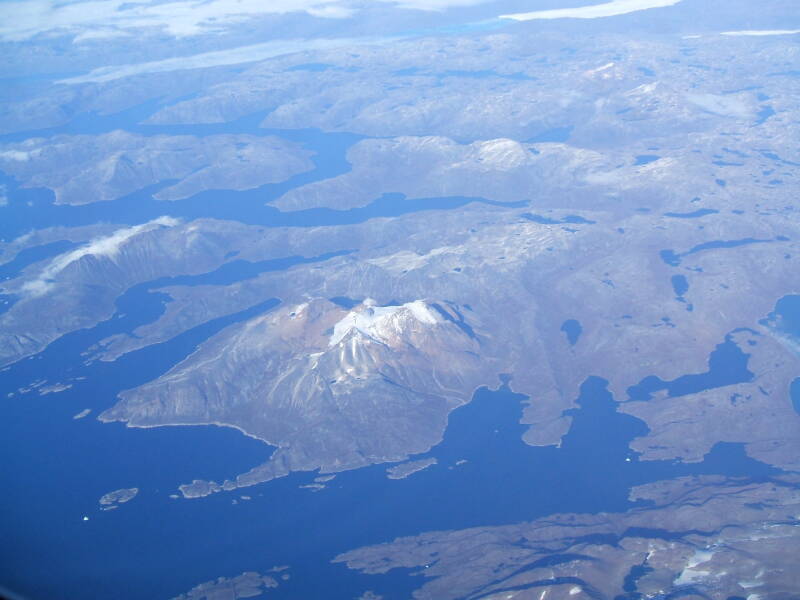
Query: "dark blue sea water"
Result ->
[[0, 106, 791, 600], [0, 240, 80, 280], [0, 287, 782, 600], [0, 350, 782, 600], [0, 154, 497, 246], [0, 105, 529, 245]]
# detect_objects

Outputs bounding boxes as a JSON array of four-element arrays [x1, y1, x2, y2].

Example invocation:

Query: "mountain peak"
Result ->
[[329, 300, 441, 347]]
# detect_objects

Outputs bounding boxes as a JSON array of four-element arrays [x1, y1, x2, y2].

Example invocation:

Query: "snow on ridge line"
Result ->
[[21, 217, 180, 297], [329, 300, 439, 347], [500, 0, 681, 21]]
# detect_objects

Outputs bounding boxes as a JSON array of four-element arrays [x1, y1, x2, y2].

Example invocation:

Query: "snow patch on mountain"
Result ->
[[329, 300, 440, 347]]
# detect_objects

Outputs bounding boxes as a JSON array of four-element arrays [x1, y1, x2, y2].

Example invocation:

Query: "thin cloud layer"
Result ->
[[59, 36, 394, 84], [388, 0, 493, 9], [500, 0, 681, 21], [0, 0, 353, 41], [22, 217, 179, 297], [0, 0, 497, 42]]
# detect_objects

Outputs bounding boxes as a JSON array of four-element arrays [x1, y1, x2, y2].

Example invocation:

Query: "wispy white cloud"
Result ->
[[500, 0, 681, 21], [72, 27, 133, 43], [21, 217, 179, 297], [0, 149, 39, 161], [0, 0, 355, 42], [0, 0, 499, 42], [720, 29, 800, 36], [387, 0, 493, 10], [58, 35, 396, 84]]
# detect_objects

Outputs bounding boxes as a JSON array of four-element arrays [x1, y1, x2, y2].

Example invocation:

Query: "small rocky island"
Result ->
[[99, 487, 138, 510], [386, 458, 437, 480]]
